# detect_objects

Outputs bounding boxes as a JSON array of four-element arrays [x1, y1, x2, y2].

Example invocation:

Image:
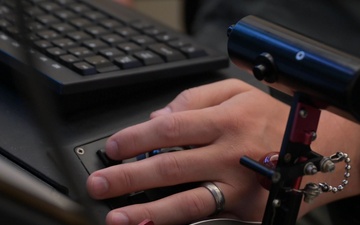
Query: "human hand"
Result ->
[[87, 79, 292, 225]]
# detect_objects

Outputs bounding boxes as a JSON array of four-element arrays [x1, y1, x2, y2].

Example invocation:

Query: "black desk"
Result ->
[[0, 63, 267, 224]]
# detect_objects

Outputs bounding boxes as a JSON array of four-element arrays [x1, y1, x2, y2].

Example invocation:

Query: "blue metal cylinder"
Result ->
[[227, 15, 360, 122]]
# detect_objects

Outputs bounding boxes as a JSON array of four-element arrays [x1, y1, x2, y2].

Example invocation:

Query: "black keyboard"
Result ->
[[0, 0, 228, 95]]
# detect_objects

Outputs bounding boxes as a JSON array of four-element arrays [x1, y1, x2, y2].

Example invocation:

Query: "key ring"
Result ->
[[293, 151, 351, 203]]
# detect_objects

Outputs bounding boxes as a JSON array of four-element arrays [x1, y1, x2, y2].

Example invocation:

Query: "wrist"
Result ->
[[298, 110, 360, 216]]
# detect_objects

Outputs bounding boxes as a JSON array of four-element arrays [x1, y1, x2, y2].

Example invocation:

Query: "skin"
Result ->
[[87, 79, 360, 225]]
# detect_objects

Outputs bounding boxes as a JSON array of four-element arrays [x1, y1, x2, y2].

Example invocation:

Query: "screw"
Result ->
[[304, 163, 318, 175], [296, 51, 306, 61], [272, 172, 281, 183], [76, 147, 85, 155], [284, 153, 292, 163], [299, 109, 308, 118], [272, 199, 281, 207], [320, 157, 335, 172], [311, 131, 317, 141], [303, 183, 320, 203], [227, 25, 234, 37]]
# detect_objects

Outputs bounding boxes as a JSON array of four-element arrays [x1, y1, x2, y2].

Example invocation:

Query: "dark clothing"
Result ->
[[188, 0, 360, 58]]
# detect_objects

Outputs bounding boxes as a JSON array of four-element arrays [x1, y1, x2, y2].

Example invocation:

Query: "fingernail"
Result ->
[[151, 106, 172, 118], [106, 140, 118, 158], [110, 212, 129, 225], [90, 176, 109, 196]]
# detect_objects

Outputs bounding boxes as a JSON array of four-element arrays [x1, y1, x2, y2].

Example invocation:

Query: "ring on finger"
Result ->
[[201, 182, 225, 216]]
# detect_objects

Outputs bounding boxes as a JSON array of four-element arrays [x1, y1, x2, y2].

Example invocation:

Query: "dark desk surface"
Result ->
[[0, 64, 267, 224]]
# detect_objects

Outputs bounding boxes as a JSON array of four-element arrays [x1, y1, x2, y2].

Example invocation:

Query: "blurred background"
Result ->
[[133, 0, 184, 32]]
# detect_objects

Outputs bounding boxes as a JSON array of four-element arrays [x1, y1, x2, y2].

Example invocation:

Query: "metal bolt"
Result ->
[[227, 25, 235, 37], [311, 131, 317, 141], [284, 153, 292, 163], [304, 163, 318, 175], [296, 51, 306, 61], [299, 109, 308, 118], [320, 157, 335, 173], [303, 183, 320, 203], [76, 147, 85, 155], [272, 199, 281, 207], [272, 172, 281, 183]]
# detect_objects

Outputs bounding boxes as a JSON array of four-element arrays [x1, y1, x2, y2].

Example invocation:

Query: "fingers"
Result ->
[[105, 184, 229, 225], [150, 79, 253, 118], [106, 79, 256, 161], [87, 146, 222, 199], [105, 107, 222, 160]]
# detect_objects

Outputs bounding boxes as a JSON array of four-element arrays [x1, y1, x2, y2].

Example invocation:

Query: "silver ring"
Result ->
[[202, 182, 225, 215]]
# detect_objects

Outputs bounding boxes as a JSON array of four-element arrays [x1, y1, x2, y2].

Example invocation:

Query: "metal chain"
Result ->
[[293, 152, 351, 203], [318, 152, 351, 193]]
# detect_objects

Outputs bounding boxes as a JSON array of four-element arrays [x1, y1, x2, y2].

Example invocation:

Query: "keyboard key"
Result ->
[[54, 10, 77, 20], [84, 55, 113, 68], [52, 38, 77, 49], [5, 26, 19, 35], [101, 34, 126, 46], [117, 42, 142, 54], [114, 56, 142, 69], [69, 18, 92, 28], [37, 30, 59, 40], [27, 22, 45, 32], [97, 149, 122, 167], [130, 21, 153, 30], [115, 27, 139, 38], [34, 40, 53, 50], [130, 35, 156, 47], [0, 19, 11, 29], [51, 23, 76, 33], [99, 48, 125, 59], [180, 46, 207, 58], [0, 5, 10, 15], [39, 2, 61, 12], [46, 47, 67, 58], [4, 13, 16, 23], [85, 55, 119, 73], [36, 15, 60, 25], [155, 34, 177, 42], [25, 6, 45, 17], [85, 26, 109, 37], [84, 11, 107, 21], [69, 3, 92, 13], [99, 19, 123, 29], [133, 50, 164, 66], [144, 27, 166, 36], [66, 31, 92, 42], [68, 47, 94, 58], [82, 39, 108, 51], [56, 0, 77, 5], [28, 33, 40, 41], [73, 61, 97, 75], [147, 44, 185, 62], [59, 54, 81, 66], [168, 40, 191, 48]]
